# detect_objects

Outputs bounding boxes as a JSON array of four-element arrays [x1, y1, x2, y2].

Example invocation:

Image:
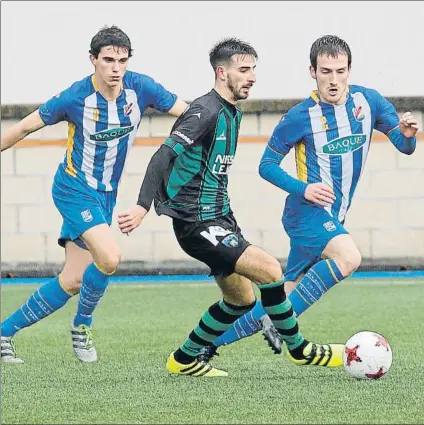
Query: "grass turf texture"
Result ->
[[2, 279, 423, 424]]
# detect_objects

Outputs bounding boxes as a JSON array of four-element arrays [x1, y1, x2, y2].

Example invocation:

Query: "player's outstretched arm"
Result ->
[[117, 144, 177, 234], [1, 109, 46, 152], [167, 98, 189, 117]]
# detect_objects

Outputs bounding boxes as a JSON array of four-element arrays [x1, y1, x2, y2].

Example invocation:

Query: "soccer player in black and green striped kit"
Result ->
[[118, 38, 344, 377]]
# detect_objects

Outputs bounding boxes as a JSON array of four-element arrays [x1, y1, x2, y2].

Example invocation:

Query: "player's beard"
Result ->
[[227, 76, 244, 101]]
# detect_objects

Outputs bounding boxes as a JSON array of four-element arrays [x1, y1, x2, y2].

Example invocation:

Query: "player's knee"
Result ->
[[336, 249, 362, 277], [257, 257, 283, 284], [96, 250, 121, 274]]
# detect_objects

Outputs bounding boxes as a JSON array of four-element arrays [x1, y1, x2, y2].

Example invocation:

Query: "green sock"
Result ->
[[175, 299, 254, 364], [258, 280, 306, 351]]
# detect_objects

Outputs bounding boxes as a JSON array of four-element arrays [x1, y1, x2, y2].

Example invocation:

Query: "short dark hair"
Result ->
[[209, 37, 258, 71], [89, 25, 133, 58], [310, 35, 351, 70]]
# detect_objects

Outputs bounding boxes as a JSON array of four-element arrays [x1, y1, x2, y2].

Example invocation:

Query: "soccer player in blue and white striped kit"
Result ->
[[1, 26, 188, 363], [200, 35, 419, 361]]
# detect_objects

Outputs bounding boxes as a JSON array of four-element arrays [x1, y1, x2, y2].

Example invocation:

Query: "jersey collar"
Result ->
[[91, 75, 124, 96], [310, 86, 351, 105], [212, 89, 239, 113]]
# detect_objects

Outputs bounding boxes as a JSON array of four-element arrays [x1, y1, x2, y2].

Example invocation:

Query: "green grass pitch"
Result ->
[[2, 279, 423, 424]]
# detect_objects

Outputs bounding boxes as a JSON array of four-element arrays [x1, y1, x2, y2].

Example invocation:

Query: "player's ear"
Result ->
[[309, 65, 317, 80], [216, 66, 226, 82], [90, 55, 97, 66]]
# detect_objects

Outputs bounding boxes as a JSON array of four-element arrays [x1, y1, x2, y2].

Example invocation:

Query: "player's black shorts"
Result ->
[[172, 213, 251, 277]]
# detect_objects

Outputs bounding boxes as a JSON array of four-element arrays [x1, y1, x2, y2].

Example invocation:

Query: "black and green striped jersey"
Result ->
[[154, 89, 242, 222]]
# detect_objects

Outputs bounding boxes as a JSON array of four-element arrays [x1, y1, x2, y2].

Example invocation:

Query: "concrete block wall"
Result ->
[[1, 110, 423, 267]]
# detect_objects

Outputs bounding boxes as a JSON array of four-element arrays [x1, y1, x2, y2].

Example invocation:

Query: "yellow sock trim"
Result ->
[[58, 274, 77, 296], [326, 260, 340, 283], [93, 261, 117, 276]]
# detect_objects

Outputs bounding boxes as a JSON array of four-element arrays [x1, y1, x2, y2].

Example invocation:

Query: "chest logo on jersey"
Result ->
[[352, 106, 365, 122], [322, 134, 366, 155], [124, 102, 134, 116], [212, 154, 234, 175], [90, 126, 134, 142]]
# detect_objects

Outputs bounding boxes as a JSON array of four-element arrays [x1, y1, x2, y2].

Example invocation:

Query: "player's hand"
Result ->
[[399, 112, 419, 138], [117, 205, 148, 235], [304, 183, 336, 207]]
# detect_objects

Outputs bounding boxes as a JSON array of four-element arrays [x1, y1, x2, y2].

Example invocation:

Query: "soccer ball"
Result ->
[[342, 331, 393, 380]]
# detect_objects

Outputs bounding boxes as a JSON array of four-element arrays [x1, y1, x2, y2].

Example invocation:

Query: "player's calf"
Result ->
[[173, 299, 254, 365], [1, 276, 73, 341], [288, 258, 344, 316], [235, 245, 303, 354], [73, 226, 121, 331]]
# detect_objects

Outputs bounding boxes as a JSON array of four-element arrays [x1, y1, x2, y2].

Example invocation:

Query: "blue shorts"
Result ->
[[52, 167, 117, 250], [282, 197, 348, 282]]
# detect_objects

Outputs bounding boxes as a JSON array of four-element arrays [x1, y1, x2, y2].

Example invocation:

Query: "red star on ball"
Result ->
[[365, 367, 386, 380], [345, 345, 362, 366], [374, 334, 390, 352]]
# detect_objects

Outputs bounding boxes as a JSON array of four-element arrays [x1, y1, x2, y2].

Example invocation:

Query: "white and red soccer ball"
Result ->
[[343, 331, 393, 380]]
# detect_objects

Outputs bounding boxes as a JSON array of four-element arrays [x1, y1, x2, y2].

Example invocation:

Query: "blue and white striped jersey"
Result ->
[[268, 85, 399, 222], [39, 71, 177, 191]]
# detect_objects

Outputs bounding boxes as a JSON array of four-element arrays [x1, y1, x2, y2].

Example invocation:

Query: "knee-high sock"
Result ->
[[258, 280, 305, 351], [288, 259, 344, 316], [1, 277, 73, 337], [213, 301, 263, 346], [73, 262, 112, 328], [174, 299, 255, 364], [213, 259, 344, 347]]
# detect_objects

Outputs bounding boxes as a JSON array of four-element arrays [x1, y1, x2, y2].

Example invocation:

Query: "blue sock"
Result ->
[[288, 259, 344, 316], [213, 259, 345, 347], [214, 301, 263, 347], [1, 276, 72, 337], [73, 262, 111, 328]]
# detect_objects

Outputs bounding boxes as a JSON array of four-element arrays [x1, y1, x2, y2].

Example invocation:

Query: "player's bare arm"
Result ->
[[1, 109, 46, 151], [167, 98, 189, 117]]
